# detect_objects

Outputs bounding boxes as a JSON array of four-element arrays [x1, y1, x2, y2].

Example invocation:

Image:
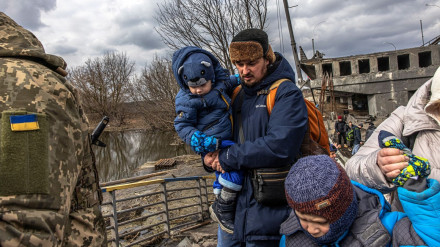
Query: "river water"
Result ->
[[94, 130, 193, 182]]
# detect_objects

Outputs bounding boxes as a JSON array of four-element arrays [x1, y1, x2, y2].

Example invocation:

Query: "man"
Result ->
[[345, 121, 354, 150], [204, 28, 308, 246], [0, 12, 106, 246], [352, 123, 363, 155], [365, 122, 376, 141], [334, 115, 347, 148]]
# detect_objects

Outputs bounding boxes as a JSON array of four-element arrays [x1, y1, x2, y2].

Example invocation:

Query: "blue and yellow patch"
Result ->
[[10, 114, 40, 131]]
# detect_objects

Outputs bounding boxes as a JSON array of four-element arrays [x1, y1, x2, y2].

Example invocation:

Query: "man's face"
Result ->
[[234, 57, 269, 87], [295, 210, 330, 238]]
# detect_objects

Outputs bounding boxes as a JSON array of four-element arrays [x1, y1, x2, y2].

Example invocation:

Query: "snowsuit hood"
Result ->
[[172, 46, 229, 93]]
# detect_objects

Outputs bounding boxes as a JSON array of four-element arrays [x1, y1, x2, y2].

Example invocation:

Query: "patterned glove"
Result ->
[[191, 131, 206, 154], [378, 130, 430, 186], [203, 135, 218, 153]]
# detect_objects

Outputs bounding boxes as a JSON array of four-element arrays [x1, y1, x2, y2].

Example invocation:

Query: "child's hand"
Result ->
[[191, 131, 206, 154], [203, 135, 218, 153]]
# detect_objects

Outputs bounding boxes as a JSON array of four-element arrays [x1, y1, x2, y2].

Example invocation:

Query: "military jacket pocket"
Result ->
[[0, 110, 49, 195]]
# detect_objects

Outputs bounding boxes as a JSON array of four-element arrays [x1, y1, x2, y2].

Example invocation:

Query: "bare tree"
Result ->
[[69, 52, 135, 125], [155, 0, 268, 72], [130, 55, 179, 130]]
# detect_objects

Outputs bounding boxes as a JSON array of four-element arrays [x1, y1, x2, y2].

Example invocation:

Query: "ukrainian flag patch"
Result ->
[[10, 114, 40, 131]]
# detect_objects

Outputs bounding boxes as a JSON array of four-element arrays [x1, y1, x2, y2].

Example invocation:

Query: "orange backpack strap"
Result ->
[[231, 85, 242, 105], [266, 79, 290, 115]]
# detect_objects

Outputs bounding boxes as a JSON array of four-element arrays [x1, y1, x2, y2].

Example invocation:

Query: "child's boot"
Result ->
[[209, 196, 235, 234]]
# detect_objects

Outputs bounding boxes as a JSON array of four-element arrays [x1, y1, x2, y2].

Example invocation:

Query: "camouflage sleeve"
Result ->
[[0, 58, 106, 246], [63, 83, 107, 246]]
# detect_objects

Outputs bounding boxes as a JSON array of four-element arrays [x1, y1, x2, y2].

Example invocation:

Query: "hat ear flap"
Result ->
[[178, 65, 184, 75], [266, 45, 276, 64], [201, 61, 211, 67]]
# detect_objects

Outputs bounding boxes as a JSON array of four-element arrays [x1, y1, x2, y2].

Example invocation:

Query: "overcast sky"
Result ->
[[2, 0, 439, 75]]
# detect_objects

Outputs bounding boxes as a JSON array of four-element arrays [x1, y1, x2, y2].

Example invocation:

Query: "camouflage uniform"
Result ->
[[0, 12, 107, 246]]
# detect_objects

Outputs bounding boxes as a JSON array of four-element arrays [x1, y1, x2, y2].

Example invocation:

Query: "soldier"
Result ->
[[0, 12, 107, 246]]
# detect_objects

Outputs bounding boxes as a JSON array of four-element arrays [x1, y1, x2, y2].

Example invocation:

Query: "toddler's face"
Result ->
[[189, 80, 212, 96], [295, 210, 330, 238]]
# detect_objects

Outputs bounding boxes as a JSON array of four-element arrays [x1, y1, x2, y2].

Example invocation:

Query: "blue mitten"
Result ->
[[191, 131, 206, 154], [378, 130, 430, 186], [203, 135, 218, 153]]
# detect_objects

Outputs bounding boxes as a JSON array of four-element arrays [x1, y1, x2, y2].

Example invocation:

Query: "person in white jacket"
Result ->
[[345, 66, 440, 211]]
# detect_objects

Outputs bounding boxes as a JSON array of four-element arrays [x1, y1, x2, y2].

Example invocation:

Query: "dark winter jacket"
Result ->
[[353, 125, 362, 145], [218, 52, 308, 241], [365, 124, 376, 141], [335, 120, 347, 133], [280, 181, 406, 247], [172, 46, 238, 145]]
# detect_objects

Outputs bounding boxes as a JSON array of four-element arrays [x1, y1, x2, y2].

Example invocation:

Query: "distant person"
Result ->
[[334, 115, 347, 148], [280, 155, 438, 246], [345, 121, 354, 149], [351, 122, 363, 155], [365, 122, 376, 141], [204, 28, 308, 246], [172, 46, 241, 234], [329, 143, 338, 162], [346, 66, 440, 211], [0, 12, 106, 245]]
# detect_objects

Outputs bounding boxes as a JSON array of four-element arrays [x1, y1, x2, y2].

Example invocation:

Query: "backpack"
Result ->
[[231, 78, 330, 156]]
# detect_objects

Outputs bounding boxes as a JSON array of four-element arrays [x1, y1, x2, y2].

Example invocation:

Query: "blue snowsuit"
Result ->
[[217, 52, 308, 242], [172, 46, 243, 193]]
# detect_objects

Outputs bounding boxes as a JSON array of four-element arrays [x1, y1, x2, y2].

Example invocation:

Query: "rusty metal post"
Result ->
[[162, 182, 171, 237], [110, 191, 120, 247], [197, 179, 204, 220]]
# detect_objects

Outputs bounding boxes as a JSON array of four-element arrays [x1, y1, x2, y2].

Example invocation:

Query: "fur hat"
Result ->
[[178, 53, 215, 87], [229, 28, 276, 64], [285, 155, 358, 244]]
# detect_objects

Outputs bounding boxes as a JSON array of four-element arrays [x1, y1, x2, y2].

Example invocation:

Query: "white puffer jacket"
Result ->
[[346, 66, 440, 211]]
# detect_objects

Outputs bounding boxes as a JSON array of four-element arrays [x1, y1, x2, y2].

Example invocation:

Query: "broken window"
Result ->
[[358, 59, 370, 74], [339, 61, 351, 76], [322, 63, 333, 76], [378, 57, 390, 71], [398, 54, 410, 70], [418, 51, 432, 68]]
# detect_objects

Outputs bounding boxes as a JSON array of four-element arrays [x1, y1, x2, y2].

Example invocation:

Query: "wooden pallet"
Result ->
[[154, 158, 177, 170]]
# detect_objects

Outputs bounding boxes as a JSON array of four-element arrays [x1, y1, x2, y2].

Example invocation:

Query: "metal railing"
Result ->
[[100, 175, 216, 247]]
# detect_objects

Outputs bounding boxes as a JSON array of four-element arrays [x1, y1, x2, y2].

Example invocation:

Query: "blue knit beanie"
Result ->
[[285, 155, 358, 244]]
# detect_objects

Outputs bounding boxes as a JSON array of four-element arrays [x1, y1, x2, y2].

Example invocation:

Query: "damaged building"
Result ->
[[300, 38, 440, 117]]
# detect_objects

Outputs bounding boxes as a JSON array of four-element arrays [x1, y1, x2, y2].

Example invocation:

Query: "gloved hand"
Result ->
[[378, 130, 430, 186], [191, 130, 207, 154], [203, 135, 218, 153]]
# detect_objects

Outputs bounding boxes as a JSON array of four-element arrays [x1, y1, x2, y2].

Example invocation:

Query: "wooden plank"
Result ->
[[155, 158, 177, 170]]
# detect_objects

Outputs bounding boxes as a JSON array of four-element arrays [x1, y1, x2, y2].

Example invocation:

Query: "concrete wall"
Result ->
[[367, 91, 409, 116], [307, 45, 440, 116]]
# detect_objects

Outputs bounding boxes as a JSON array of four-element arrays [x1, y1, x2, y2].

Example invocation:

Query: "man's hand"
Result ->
[[377, 148, 409, 180], [203, 150, 224, 173]]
